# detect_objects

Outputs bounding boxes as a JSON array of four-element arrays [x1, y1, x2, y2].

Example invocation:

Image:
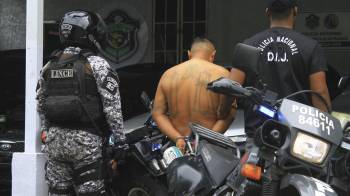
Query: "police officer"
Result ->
[[37, 10, 126, 196], [229, 0, 331, 141]]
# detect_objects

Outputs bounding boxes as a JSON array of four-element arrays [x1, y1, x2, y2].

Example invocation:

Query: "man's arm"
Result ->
[[212, 105, 237, 133], [309, 71, 331, 112], [152, 76, 182, 142], [37, 79, 49, 137], [89, 56, 125, 142], [213, 68, 240, 133], [214, 67, 246, 128], [36, 62, 50, 138], [223, 68, 246, 109], [308, 43, 331, 112], [229, 68, 246, 85]]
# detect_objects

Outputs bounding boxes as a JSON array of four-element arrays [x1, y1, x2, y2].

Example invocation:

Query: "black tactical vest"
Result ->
[[42, 51, 107, 133]]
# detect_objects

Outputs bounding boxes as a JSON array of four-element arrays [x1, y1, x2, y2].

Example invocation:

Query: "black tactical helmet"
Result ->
[[59, 10, 105, 49]]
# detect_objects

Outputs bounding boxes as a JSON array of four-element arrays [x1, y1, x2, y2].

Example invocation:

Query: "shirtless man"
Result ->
[[152, 38, 236, 152]]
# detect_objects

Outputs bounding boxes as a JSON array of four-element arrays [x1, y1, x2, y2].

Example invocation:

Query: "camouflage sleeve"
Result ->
[[36, 63, 49, 132], [88, 56, 126, 142]]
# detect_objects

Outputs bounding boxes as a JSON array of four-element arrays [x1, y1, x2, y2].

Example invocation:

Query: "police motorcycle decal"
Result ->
[[280, 174, 337, 196], [312, 177, 336, 196], [279, 99, 342, 145]]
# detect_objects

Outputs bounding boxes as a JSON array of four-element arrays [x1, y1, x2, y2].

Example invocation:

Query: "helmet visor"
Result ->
[[62, 11, 91, 30]]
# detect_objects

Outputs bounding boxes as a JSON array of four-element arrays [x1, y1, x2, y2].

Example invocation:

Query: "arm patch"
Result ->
[[102, 71, 120, 96]]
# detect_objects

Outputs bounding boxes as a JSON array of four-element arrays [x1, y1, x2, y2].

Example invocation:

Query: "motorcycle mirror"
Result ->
[[232, 43, 260, 75], [140, 91, 152, 111], [207, 77, 251, 98], [338, 75, 350, 92]]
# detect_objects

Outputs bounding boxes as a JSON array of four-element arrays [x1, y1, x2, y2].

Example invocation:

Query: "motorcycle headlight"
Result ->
[[291, 132, 330, 164]]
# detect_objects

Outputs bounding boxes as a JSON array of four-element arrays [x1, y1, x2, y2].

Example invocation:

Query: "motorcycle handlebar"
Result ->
[[207, 77, 253, 98], [208, 78, 329, 113]]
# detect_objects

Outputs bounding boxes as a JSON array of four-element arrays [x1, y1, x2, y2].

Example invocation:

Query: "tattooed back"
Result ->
[[159, 58, 229, 136]]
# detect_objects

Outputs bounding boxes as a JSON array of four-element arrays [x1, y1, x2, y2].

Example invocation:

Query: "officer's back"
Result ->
[[229, 0, 331, 138], [37, 10, 125, 196]]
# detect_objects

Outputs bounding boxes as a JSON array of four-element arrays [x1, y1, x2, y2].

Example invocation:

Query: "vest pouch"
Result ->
[[80, 95, 104, 123], [44, 95, 84, 124]]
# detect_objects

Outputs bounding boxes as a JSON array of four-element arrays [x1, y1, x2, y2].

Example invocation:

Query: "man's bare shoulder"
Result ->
[[161, 63, 183, 78], [159, 63, 185, 86], [196, 59, 229, 77], [211, 63, 230, 75]]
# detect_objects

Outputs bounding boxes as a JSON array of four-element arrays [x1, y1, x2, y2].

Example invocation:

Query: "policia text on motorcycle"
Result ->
[[37, 11, 126, 196]]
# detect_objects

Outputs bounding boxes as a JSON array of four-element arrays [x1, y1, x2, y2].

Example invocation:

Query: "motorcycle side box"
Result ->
[[198, 140, 240, 187], [167, 140, 240, 196], [167, 155, 212, 196]]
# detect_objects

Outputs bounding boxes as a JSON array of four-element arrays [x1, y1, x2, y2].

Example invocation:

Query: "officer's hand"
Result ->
[[41, 130, 47, 144], [110, 159, 118, 170], [108, 134, 129, 160]]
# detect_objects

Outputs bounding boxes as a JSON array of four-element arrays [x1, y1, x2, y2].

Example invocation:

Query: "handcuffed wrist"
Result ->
[[175, 136, 186, 143]]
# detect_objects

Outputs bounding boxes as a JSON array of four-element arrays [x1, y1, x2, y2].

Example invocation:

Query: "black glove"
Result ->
[[108, 134, 129, 160], [113, 143, 129, 160]]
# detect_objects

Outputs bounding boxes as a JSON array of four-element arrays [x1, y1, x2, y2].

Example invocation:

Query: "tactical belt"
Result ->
[[78, 187, 106, 196], [49, 186, 74, 195], [50, 123, 102, 137], [74, 161, 103, 185]]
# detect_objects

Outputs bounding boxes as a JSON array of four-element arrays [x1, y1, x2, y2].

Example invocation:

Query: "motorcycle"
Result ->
[[107, 92, 169, 196], [323, 75, 350, 196], [166, 43, 341, 196]]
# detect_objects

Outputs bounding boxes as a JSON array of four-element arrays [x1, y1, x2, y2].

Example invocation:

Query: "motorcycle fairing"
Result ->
[[280, 174, 337, 196], [198, 140, 240, 187], [278, 99, 342, 145], [166, 140, 240, 196]]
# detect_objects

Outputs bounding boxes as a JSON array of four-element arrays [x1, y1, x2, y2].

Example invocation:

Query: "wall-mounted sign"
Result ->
[[296, 12, 350, 49], [97, 3, 150, 70], [101, 10, 141, 67]]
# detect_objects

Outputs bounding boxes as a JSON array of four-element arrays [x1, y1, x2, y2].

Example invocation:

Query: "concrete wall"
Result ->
[[1, 0, 349, 71], [207, 0, 350, 74], [0, 0, 26, 50], [207, 0, 268, 67]]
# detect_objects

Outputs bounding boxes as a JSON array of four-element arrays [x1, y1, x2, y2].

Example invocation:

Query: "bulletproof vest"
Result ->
[[42, 51, 107, 133]]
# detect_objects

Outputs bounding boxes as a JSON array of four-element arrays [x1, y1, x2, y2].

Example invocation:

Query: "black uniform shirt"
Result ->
[[234, 27, 328, 137]]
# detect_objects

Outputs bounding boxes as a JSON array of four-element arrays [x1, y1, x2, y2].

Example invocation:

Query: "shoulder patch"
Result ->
[[102, 71, 119, 95]]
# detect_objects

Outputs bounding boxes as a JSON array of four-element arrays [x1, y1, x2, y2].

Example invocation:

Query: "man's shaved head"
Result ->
[[190, 37, 216, 53], [188, 37, 216, 62]]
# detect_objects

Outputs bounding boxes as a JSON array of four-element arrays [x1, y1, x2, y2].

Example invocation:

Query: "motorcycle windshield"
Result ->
[[278, 99, 342, 145]]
